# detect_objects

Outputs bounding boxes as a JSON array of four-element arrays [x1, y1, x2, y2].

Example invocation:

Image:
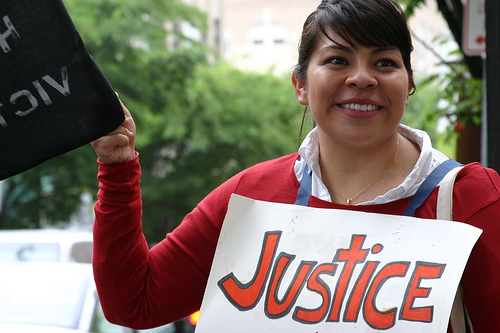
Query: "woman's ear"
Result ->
[[408, 75, 415, 94], [292, 73, 309, 106]]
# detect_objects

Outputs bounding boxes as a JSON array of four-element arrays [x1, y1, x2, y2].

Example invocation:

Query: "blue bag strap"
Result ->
[[402, 159, 463, 217], [295, 164, 312, 206]]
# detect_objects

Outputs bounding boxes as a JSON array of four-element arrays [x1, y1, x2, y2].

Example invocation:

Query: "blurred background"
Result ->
[[0, 0, 485, 332]]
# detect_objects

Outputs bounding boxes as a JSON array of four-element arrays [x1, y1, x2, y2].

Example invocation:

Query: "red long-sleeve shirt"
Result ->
[[93, 153, 500, 332]]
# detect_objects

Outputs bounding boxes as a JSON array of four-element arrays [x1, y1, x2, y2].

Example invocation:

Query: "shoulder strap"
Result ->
[[435, 165, 474, 333], [450, 286, 474, 333], [403, 159, 462, 216], [436, 165, 463, 220], [295, 164, 311, 206]]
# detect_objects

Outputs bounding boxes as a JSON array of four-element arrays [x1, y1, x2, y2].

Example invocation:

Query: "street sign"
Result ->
[[463, 0, 486, 56]]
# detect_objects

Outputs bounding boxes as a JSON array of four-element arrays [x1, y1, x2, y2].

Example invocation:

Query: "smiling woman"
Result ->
[[90, 1, 500, 332]]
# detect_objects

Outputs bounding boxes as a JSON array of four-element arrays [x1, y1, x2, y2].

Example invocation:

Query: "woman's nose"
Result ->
[[344, 64, 378, 89]]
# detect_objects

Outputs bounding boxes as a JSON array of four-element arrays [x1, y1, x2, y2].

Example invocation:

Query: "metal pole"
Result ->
[[485, 0, 500, 171], [482, 55, 487, 166]]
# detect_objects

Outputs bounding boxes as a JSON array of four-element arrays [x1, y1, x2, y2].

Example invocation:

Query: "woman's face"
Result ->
[[293, 32, 412, 150]]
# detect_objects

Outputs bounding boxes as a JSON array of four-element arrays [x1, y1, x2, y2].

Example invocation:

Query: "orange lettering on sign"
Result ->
[[217, 231, 446, 329]]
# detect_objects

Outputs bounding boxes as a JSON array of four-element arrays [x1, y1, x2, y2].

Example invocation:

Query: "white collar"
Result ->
[[294, 124, 450, 205]]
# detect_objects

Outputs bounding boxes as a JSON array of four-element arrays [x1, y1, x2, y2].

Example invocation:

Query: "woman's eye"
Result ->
[[376, 59, 397, 67], [326, 57, 347, 65]]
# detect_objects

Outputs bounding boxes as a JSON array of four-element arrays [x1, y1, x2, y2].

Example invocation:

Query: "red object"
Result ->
[[476, 36, 486, 44]]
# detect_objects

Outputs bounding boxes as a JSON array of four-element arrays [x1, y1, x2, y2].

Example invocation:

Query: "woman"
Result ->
[[91, 0, 500, 331]]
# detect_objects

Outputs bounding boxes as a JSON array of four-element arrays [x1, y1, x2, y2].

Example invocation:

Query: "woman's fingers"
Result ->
[[91, 99, 136, 164]]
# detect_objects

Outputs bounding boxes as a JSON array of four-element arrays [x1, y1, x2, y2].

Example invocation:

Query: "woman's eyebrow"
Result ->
[[371, 46, 399, 55], [318, 44, 399, 56], [318, 43, 353, 55]]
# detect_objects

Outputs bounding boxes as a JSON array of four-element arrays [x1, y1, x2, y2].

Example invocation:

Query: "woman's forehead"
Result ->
[[316, 31, 400, 54]]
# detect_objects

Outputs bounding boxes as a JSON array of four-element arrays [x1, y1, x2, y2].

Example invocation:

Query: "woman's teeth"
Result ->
[[340, 103, 380, 111]]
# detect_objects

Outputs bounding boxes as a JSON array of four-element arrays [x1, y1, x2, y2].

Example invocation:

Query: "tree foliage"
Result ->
[[138, 64, 304, 243], [419, 49, 483, 136]]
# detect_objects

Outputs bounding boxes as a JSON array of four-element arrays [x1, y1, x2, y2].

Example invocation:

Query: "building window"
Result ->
[[247, 8, 288, 46]]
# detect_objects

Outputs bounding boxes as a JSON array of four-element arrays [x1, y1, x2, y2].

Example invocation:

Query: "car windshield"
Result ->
[[0, 243, 60, 262], [0, 266, 89, 328]]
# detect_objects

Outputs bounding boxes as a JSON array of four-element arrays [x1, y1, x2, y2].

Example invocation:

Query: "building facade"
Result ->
[[183, 0, 453, 77]]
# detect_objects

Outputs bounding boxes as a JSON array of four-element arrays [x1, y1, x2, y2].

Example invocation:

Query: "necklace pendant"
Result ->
[[346, 198, 352, 205]]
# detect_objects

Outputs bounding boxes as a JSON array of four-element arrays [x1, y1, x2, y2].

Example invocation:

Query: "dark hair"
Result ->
[[294, 0, 415, 91]]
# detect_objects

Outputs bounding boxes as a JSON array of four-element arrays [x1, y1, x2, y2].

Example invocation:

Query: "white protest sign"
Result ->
[[196, 195, 482, 332]]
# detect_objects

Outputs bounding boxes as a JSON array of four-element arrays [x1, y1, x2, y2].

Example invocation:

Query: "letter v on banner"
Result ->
[[0, 0, 124, 180]]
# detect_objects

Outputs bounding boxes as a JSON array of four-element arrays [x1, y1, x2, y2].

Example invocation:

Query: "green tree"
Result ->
[[0, 145, 98, 229], [138, 64, 304, 244]]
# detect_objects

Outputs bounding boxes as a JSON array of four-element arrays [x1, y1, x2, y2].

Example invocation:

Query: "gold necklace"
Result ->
[[326, 139, 400, 205]]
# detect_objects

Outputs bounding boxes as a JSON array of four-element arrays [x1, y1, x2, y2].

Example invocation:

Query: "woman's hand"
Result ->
[[91, 99, 136, 164]]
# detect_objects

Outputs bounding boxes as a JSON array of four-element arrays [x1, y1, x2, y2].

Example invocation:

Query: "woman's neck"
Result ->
[[318, 133, 419, 205]]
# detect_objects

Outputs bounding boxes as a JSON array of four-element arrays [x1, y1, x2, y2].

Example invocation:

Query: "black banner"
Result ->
[[0, 0, 124, 180]]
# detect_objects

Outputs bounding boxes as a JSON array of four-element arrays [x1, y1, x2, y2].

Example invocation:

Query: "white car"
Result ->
[[0, 230, 184, 332], [0, 262, 100, 332], [0, 261, 177, 333], [0, 229, 92, 263]]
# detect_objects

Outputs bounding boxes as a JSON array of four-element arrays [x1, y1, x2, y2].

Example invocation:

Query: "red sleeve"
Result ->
[[92, 153, 240, 329], [451, 164, 500, 333]]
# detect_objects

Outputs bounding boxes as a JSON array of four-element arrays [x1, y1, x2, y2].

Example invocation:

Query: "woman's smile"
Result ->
[[338, 98, 383, 118], [339, 103, 380, 112]]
